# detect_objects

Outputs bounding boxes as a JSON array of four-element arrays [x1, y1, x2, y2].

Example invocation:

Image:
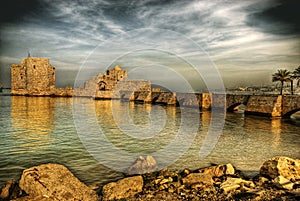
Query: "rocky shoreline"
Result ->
[[1, 156, 299, 201]]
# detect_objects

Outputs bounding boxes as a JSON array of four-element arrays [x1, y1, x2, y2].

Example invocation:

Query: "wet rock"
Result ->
[[220, 177, 255, 193], [102, 176, 143, 201], [253, 176, 269, 187], [260, 156, 300, 182], [0, 179, 22, 201], [274, 175, 294, 190], [183, 164, 235, 186], [197, 163, 235, 176], [18, 164, 98, 201], [180, 168, 191, 178], [127, 156, 157, 175]]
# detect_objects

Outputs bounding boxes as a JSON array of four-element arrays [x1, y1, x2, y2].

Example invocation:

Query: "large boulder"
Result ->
[[260, 156, 300, 181], [102, 176, 143, 201], [18, 164, 98, 201], [182, 164, 235, 186], [126, 155, 157, 175]]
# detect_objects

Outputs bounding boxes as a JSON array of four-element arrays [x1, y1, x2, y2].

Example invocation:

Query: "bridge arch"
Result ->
[[282, 108, 300, 118], [227, 102, 243, 112], [225, 94, 250, 112]]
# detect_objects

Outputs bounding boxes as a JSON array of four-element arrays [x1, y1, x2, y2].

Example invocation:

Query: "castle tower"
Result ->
[[98, 65, 128, 91], [11, 58, 56, 96]]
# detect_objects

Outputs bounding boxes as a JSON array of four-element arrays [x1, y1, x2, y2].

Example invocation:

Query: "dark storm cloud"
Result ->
[[246, 0, 300, 35], [0, 0, 43, 24], [0, 0, 299, 88]]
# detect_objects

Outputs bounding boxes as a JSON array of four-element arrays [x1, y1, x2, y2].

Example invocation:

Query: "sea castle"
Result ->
[[10, 57, 300, 117], [10, 57, 150, 98]]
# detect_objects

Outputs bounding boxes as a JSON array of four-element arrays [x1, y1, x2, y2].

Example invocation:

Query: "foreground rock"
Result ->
[[102, 176, 143, 201], [260, 156, 300, 180], [0, 180, 22, 201], [260, 156, 300, 190], [1, 157, 299, 201], [15, 164, 98, 201], [182, 163, 235, 186]]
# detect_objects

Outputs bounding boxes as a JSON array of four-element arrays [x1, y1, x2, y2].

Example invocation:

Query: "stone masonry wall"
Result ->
[[73, 66, 151, 99], [11, 64, 27, 95], [176, 93, 202, 107], [11, 58, 55, 96], [245, 95, 281, 117], [281, 95, 300, 117]]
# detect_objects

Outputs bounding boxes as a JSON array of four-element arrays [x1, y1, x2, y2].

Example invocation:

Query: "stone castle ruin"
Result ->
[[73, 65, 151, 99], [11, 57, 150, 98], [11, 58, 56, 96]]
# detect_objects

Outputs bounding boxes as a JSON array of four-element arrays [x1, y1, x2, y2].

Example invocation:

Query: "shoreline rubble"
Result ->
[[0, 156, 299, 201]]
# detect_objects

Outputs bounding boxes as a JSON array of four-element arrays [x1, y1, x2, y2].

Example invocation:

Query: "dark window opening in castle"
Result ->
[[99, 82, 106, 91]]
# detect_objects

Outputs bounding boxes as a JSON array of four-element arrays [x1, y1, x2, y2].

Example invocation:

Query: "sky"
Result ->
[[0, 0, 299, 91]]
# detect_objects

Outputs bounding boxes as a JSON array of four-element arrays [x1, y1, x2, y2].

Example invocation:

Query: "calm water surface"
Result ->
[[0, 96, 299, 187]]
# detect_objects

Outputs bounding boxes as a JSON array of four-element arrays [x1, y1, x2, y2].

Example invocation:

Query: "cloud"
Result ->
[[246, 0, 300, 35], [0, 0, 299, 88]]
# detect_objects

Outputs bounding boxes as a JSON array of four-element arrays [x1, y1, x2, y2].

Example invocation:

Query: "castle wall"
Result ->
[[11, 58, 56, 96], [11, 64, 27, 95], [24, 58, 55, 94], [74, 66, 149, 99]]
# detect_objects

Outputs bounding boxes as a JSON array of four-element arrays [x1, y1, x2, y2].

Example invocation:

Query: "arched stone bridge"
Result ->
[[130, 91, 300, 118], [222, 94, 300, 117]]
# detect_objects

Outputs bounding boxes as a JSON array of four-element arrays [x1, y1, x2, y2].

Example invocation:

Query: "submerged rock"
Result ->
[[18, 163, 98, 201], [126, 155, 157, 175]]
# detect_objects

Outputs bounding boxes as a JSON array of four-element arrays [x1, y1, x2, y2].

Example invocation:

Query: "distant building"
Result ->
[[11, 58, 56, 96]]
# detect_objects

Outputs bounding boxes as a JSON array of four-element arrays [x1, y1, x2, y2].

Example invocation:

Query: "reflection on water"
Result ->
[[0, 96, 299, 186], [11, 96, 55, 153], [271, 118, 282, 148], [94, 101, 181, 154]]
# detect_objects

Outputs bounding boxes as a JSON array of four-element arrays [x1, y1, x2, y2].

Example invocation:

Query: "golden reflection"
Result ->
[[94, 100, 118, 127], [11, 96, 55, 152], [201, 111, 211, 128], [165, 106, 177, 117], [271, 118, 282, 148], [143, 103, 152, 113], [92, 101, 181, 129]]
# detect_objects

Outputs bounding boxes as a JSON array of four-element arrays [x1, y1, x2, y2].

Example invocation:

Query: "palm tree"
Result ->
[[272, 69, 291, 95], [293, 66, 300, 87], [289, 66, 300, 95], [290, 77, 294, 95]]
